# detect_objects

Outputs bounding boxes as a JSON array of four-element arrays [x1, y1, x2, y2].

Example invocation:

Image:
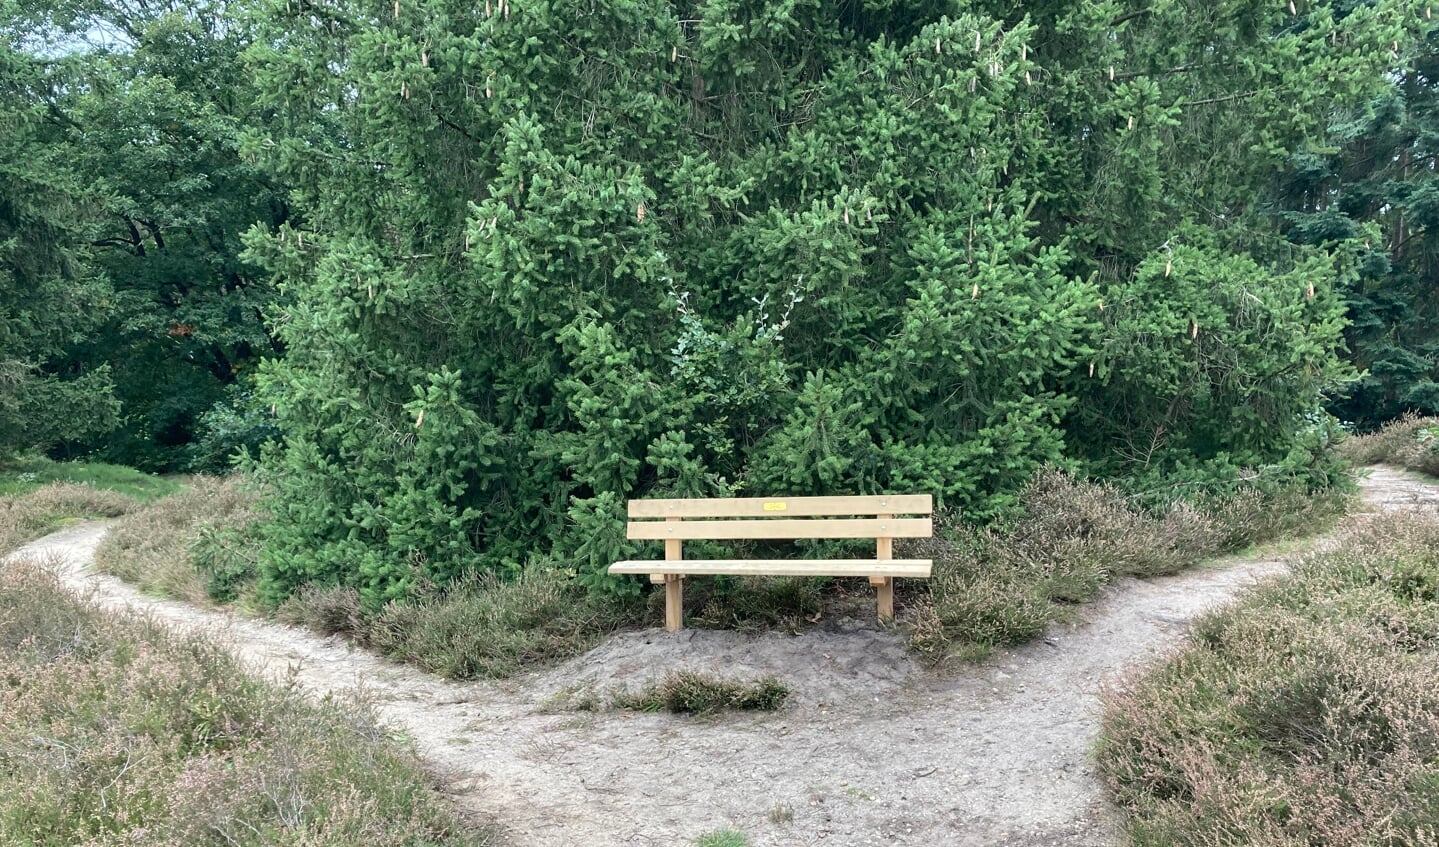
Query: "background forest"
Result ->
[[4, 0, 1439, 607]]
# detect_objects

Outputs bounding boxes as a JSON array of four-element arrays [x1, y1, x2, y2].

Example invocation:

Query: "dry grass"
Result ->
[[1339, 412, 1439, 476], [541, 671, 790, 716], [611, 670, 789, 715], [905, 468, 1349, 662], [1097, 511, 1439, 846], [0, 483, 136, 553], [0, 559, 497, 846], [93, 475, 266, 604], [279, 568, 644, 680]]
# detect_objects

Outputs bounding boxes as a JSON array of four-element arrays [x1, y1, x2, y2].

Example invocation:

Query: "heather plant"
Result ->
[[1097, 511, 1439, 846], [906, 467, 1348, 662], [276, 583, 372, 640], [612, 671, 789, 715], [361, 568, 643, 679], [1340, 412, 1439, 475], [0, 560, 496, 846], [93, 475, 267, 604], [0, 482, 136, 553]]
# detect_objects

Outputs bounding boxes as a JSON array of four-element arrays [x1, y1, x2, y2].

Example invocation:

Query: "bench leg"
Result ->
[[875, 524, 895, 623], [876, 577, 894, 622], [664, 574, 684, 632]]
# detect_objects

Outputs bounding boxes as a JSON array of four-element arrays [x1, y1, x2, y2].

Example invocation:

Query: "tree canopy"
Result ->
[[1, 0, 286, 469], [238, 0, 1426, 604], [5, 0, 1436, 605], [1280, 18, 1439, 428], [1, 31, 119, 456]]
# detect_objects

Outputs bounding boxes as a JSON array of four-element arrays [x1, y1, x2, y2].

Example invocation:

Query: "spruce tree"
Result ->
[[240, 0, 1427, 603]]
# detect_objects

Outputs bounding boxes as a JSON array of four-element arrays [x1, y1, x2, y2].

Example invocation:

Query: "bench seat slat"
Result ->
[[628, 494, 931, 519], [626, 517, 932, 541], [609, 559, 932, 578]]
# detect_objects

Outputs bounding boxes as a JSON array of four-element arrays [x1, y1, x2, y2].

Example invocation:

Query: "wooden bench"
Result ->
[[609, 495, 933, 631]]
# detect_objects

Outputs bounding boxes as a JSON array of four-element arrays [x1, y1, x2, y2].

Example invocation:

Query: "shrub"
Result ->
[[906, 466, 1349, 662], [364, 567, 643, 679], [276, 583, 371, 640], [1338, 412, 1439, 475], [614, 671, 789, 715], [906, 536, 1055, 662], [0, 482, 136, 553], [1097, 511, 1439, 845], [93, 475, 265, 604]]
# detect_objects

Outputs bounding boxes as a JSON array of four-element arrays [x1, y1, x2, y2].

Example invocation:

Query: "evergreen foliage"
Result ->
[[1280, 18, 1439, 429], [239, 0, 1426, 604]]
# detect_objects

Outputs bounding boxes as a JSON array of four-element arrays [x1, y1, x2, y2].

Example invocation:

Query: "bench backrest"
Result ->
[[626, 494, 933, 542]]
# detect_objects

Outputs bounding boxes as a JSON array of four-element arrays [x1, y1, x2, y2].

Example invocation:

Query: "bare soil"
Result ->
[[7, 466, 1436, 847]]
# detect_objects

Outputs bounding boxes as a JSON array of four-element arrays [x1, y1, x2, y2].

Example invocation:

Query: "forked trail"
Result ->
[[9, 467, 1437, 847]]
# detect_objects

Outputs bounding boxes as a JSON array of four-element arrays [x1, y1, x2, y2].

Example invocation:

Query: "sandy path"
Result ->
[[6, 466, 1436, 846]]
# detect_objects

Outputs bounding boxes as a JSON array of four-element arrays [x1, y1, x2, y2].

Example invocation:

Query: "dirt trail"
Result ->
[[7, 466, 1437, 847]]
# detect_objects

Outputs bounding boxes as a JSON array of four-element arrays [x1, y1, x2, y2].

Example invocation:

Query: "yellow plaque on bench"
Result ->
[[763, 501, 787, 511]]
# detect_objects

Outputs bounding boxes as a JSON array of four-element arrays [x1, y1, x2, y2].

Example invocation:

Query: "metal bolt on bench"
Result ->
[[609, 495, 934, 632]]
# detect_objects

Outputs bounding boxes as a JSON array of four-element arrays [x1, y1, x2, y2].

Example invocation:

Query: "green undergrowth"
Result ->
[[902, 467, 1351, 663], [1339, 412, 1439, 476], [0, 454, 181, 500], [93, 475, 267, 605], [1096, 509, 1439, 845], [0, 559, 497, 846]]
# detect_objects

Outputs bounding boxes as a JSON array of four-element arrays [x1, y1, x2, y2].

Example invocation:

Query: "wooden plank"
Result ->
[[610, 559, 933, 578], [664, 574, 683, 632], [626, 517, 932, 541], [628, 494, 932, 519]]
